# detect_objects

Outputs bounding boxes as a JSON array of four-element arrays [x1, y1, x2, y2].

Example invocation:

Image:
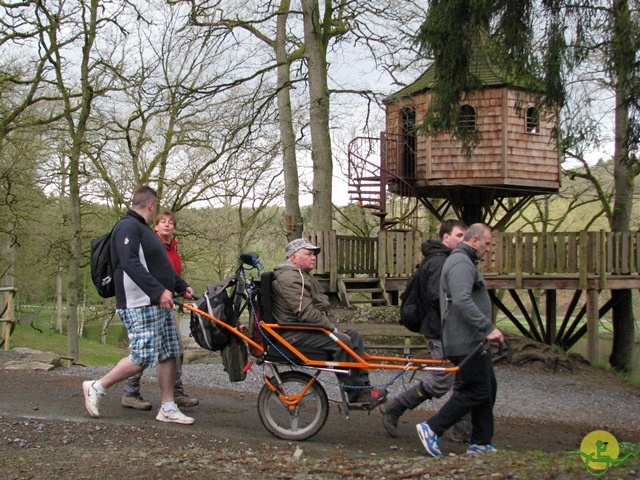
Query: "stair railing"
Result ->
[[347, 134, 420, 231]]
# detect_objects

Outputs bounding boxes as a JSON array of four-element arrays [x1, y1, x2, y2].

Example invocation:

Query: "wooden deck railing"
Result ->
[[487, 230, 639, 289], [307, 230, 640, 288]]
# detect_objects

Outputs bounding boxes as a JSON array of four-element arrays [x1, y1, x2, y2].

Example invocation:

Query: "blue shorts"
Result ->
[[117, 306, 182, 367]]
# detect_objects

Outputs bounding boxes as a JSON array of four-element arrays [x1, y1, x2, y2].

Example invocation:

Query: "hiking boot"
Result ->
[[380, 398, 406, 438], [155, 408, 195, 425], [380, 384, 428, 437], [121, 395, 152, 411], [467, 444, 497, 454], [175, 394, 199, 408], [82, 381, 104, 418], [448, 414, 472, 443], [416, 422, 442, 457]]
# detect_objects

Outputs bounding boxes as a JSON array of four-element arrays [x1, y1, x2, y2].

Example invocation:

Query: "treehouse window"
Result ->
[[458, 104, 476, 133], [526, 106, 539, 134], [400, 106, 416, 178]]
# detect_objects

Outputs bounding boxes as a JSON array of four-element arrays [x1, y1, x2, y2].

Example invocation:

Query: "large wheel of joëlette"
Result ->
[[257, 370, 329, 441]]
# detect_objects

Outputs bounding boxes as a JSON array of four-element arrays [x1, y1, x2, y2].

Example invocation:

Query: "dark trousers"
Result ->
[[286, 328, 369, 391], [427, 348, 497, 445]]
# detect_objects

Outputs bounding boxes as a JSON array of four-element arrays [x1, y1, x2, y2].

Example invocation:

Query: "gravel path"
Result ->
[[3, 349, 640, 480], [64, 357, 640, 432]]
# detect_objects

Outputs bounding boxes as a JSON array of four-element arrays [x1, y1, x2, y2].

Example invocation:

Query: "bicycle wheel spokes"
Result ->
[[258, 371, 329, 441]]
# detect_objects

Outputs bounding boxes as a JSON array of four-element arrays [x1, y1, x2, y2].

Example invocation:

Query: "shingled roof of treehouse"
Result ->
[[382, 40, 560, 206]]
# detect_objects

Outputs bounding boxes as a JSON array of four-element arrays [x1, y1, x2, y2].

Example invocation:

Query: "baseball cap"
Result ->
[[285, 238, 321, 258]]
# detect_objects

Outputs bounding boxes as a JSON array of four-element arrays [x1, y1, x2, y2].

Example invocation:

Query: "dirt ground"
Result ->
[[1, 353, 639, 480]]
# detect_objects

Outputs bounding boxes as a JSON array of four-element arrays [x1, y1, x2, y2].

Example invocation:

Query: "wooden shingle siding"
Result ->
[[384, 87, 560, 193]]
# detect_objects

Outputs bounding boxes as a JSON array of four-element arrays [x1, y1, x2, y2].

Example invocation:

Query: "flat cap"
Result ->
[[285, 238, 321, 258]]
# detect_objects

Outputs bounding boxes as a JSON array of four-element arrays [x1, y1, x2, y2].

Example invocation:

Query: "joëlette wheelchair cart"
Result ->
[[178, 253, 482, 441]]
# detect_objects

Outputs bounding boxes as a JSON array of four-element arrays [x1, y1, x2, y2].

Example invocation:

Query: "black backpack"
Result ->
[[90, 222, 121, 298], [399, 265, 424, 333], [189, 276, 240, 351]]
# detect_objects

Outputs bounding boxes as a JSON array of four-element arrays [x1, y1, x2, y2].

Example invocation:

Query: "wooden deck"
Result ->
[[343, 323, 427, 355], [307, 230, 640, 364]]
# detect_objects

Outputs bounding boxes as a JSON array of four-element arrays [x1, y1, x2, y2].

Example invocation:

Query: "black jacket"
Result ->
[[111, 210, 189, 309], [417, 239, 452, 339]]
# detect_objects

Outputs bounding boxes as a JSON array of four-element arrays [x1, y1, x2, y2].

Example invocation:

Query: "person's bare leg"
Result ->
[[99, 357, 144, 389], [153, 357, 193, 424], [156, 357, 177, 402]]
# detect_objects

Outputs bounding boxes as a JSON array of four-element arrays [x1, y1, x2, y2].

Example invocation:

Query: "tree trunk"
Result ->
[[609, 0, 635, 372], [66, 154, 81, 362], [0, 221, 14, 289], [301, 0, 333, 231], [276, 1, 303, 239], [55, 262, 63, 333], [54, 0, 99, 362]]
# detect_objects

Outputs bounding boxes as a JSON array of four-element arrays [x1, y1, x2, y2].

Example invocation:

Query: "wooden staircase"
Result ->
[[348, 174, 386, 218], [347, 135, 420, 231], [337, 278, 389, 307]]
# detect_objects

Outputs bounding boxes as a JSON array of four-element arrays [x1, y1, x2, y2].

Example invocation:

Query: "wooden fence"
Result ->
[[307, 230, 640, 287], [489, 230, 640, 289]]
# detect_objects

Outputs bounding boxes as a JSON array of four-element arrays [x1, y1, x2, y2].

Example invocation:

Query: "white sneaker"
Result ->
[[155, 408, 194, 425], [82, 381, 104, 418]]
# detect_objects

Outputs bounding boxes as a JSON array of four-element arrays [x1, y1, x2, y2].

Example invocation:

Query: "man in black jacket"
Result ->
[[382, 219, 466, 437], [416, 223, 505, 457], [82, 186, 195, 425]]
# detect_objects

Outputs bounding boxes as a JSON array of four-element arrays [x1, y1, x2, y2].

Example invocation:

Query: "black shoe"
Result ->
[[350, 387, 387, 410]]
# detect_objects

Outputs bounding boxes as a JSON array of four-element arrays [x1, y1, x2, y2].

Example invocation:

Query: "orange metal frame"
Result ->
[[180, 302, 459, 373], [180, 300, 462, 413]]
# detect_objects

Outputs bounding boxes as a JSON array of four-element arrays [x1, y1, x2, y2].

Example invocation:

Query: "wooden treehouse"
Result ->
[[321, 42, 635, 367], [348, 42, 560, 230]]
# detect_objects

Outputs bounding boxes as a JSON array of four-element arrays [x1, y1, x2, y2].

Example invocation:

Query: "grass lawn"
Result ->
[[4, 321, 127, 366]]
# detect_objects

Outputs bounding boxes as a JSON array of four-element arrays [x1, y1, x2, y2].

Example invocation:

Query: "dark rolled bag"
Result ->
[[220, 335, 248, 382]]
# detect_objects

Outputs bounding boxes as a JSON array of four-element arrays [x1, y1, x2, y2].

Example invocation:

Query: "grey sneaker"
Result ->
[[82, 381, 104, 418], [174, 394, 199, 408], [155, 408, 194, 425], [448, 413, 472, 443], [121, 395, 152, 410]]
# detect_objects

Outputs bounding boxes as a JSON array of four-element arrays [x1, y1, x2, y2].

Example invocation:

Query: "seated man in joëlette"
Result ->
[[270, 238, 387, 409]]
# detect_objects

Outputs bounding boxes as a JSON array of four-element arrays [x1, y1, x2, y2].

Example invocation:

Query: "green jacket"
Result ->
[[271, 263, 335, 331]]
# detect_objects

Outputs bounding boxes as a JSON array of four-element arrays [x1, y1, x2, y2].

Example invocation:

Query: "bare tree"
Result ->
[[81, 3, 277, 218], [36, 0, 127, 361], [175, 0, 306, 238]]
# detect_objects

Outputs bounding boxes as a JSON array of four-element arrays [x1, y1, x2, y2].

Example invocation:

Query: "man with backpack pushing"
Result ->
[[82, 186, 196, 425], [381, 219, 469, 438]]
